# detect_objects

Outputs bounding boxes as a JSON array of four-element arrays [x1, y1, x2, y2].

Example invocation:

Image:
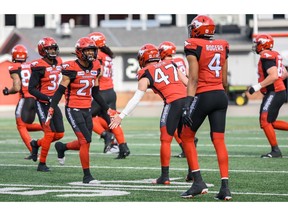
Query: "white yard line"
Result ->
[[0, 163, 287, 174]]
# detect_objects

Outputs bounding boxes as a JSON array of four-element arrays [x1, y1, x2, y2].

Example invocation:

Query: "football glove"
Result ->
[[45, 107, 54, 126], [248, 83, 261, 95], [2, 87, 9, 95], [182, 96, 194, 128]]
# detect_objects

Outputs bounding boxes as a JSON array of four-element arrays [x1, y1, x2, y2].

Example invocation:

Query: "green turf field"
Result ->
[[0, 116, 288, 202]]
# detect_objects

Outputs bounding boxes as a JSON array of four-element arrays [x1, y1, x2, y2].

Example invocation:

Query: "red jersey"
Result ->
[[184, 38, 229, 94], [8, 62, 35, 99], [61, 60, 101, 109], [173, 57, 187, 76], [30, 57, 62, 103], [98, 51, 114, 90], [137, 59, 186, 104], [257, 50, 286, 94]]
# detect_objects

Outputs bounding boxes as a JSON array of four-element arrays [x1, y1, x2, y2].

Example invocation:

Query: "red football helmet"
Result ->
[[252, 34, 274, 54], [37, 37, 59, 59], [88, 32, 106, 47], [75, 37, 98, 62], [137, 44, 160, 68], [11, 44, 28, 62], [158, 41, 176, 60], [188, 15, 215, 38]]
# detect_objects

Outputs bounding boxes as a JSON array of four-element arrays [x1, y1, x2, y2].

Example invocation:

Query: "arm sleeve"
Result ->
[[119, 89, 145, 119], [50, 84, 67, 109], [28, 67, 50, 102], [92, 86, 109, 111]]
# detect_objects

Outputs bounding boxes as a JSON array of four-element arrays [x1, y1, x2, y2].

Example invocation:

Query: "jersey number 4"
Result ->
[[208, 53, 222, 77]]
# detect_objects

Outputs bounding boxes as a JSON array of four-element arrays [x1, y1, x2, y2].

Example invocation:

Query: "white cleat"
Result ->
[[106, 145, 119, 154], [87, 179, 99, 184], [57, 157, 65, 165]]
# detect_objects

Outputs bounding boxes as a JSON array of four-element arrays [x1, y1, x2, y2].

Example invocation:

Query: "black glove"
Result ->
[[248, 83, 261, 95], [248, 86, 255, 95], [182, 96, 194, 128], [2, 87, 9, 95]]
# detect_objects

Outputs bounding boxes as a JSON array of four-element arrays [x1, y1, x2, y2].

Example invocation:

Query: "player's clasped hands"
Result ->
[[109, 115, 122, 129]]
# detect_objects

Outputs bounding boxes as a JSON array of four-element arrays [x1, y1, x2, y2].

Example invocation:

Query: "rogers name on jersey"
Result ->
[[206, 45, 224, 51]]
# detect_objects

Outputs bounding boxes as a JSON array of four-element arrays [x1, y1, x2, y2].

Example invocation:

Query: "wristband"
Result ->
[[252, 83, 262, 92]]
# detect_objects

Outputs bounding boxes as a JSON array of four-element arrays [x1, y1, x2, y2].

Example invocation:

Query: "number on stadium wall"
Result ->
[[125, 58, 138, 79], [123, 55, 139, 82]]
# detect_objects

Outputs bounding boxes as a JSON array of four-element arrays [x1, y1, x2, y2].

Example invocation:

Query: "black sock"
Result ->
[[83, 168, 91, 177]]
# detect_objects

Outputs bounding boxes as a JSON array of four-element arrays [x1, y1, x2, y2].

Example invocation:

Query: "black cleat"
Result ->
[[185, 172, 193, 182], [194, 137, 198, 147], [55, 142, 66, 165], [177, 152, 186, 158], [37, 163, 50, 172], [215, 187, 232, 201], [115, 143, 130, 159], [181, 181, 208, 198], [101, 131, 115, 153], [176, 137, 198, 158], [24, 153, 33, 160], [30, 140, 39, 162], [83, 175, 98, 184], [152, 176, 170, 185], [261, 150, 282, 158]]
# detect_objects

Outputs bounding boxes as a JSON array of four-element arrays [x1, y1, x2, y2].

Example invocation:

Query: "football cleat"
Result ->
[[194, 137, 198, 147], [24, 153, 33, 160], [55, 142, 66, 165], [37, 163, 50, 172], [177, 152, 186, 158], [181, 181, 208, 198], [83, 175, 98, 184], [57, 157, 65, 166], [214, 187, 232, 201], [261, 150, 282, 158], [176, 137, 198, 158], [152, 176, 170, 185], [185, 172, 193, 182], [106, 144, 119, 154], [115, 143, 130, 159], [30, 140, 39, 162], [101, 131, 115, 153]]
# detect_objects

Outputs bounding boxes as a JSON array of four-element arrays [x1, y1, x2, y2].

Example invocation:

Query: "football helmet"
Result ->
[[252, 34, 274, 54], [75, 37, 98, 62], [158, 41, 176, 60], [88, 32, 106, 48], [11, 44, 28, 62], [188, 15, 215, 38], [137, 44, 160, 68], [37, 37, 59, 59]]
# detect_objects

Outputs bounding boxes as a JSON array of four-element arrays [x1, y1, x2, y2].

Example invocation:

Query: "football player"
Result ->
[[180, 15, 231, 200], [46, 37, 118, 183], [28, 37, 64, 172], [88, 32, 130, 159], [2, 44, 42, 160], [248, 34, 288, 158], [109, 43, 189, 185], [158, 41, 199, 159]]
